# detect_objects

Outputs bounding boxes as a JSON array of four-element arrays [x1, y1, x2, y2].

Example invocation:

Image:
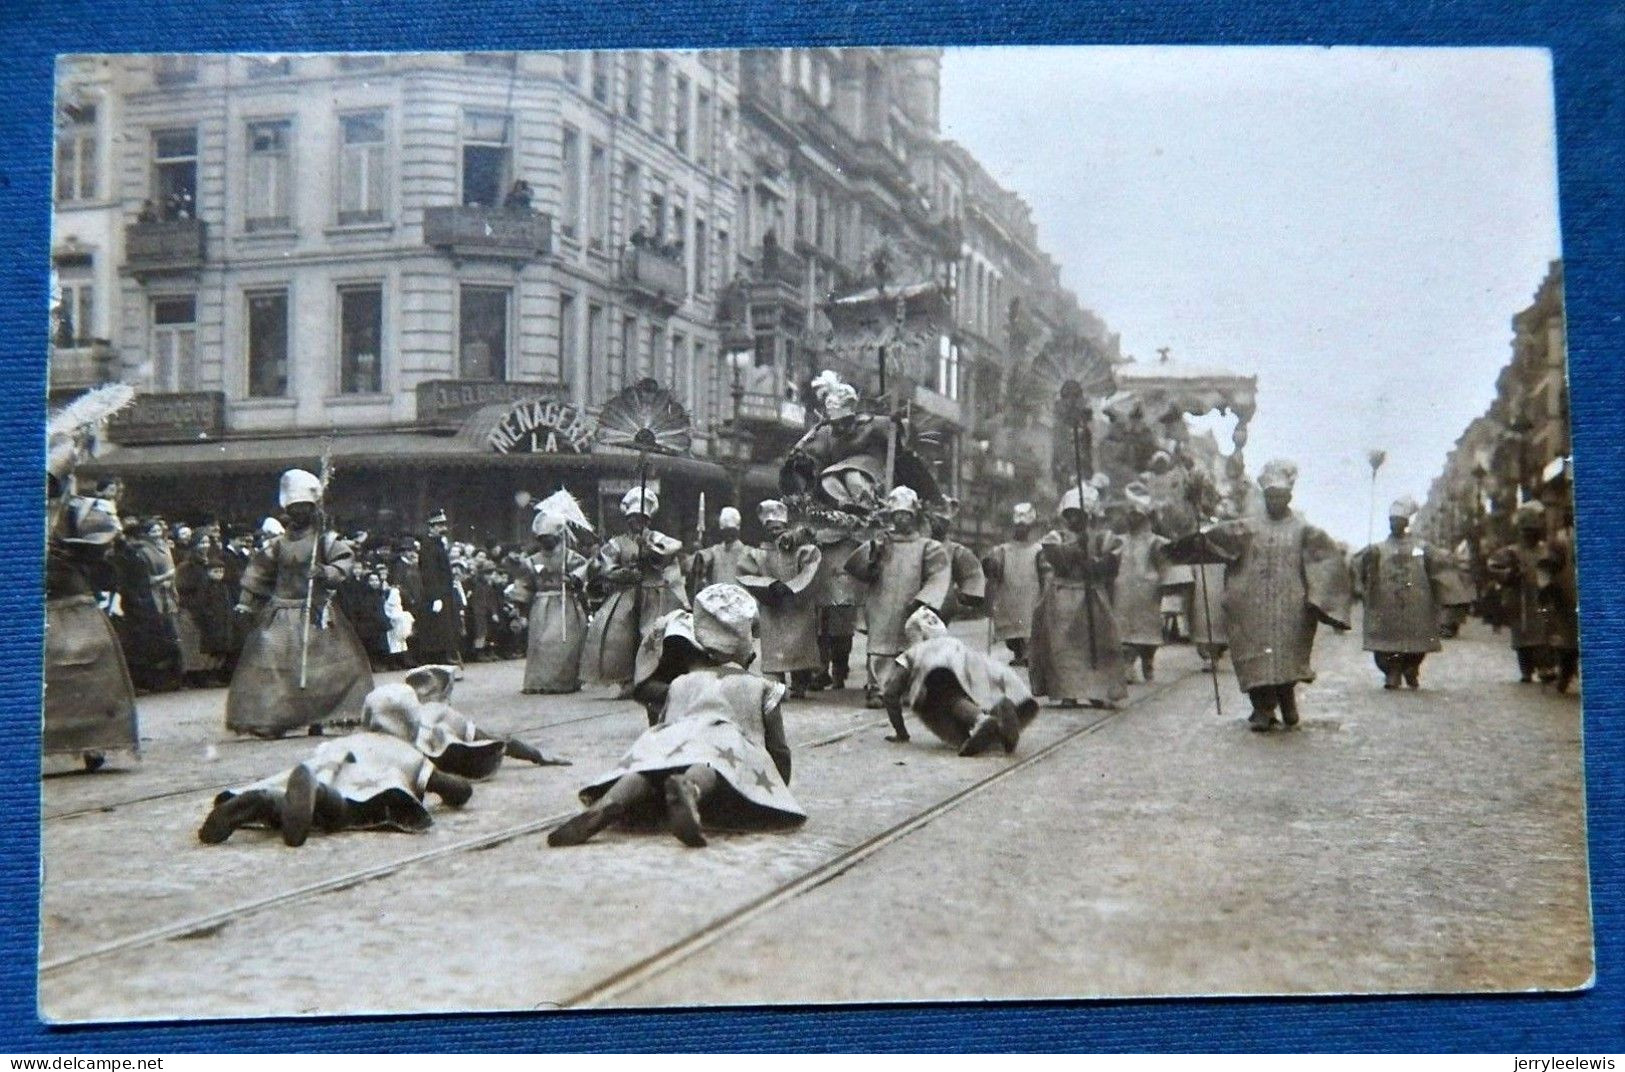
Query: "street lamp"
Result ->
[[722, 347, 757, 509]]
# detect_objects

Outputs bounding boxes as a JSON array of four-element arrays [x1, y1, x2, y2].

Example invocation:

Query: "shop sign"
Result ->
[[416, 379, 565, 430], [487, 397, 595, 455], [107, 391, 225, 445]]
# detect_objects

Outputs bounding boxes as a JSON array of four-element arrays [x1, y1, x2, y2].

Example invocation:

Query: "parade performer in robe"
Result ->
[[44, 386, 140, 771], [928, 499, 986, 623], [197, 729, 476, 847], [226, 468, 374, 739], [1353, 496, 1472, 690], [413, 509, 462, 668], [1114, 482, 1172, 684], [1487, 501, 1569, 687], [549, 584, 804, 849], [1167, 459, 1352, 732], [509, 509, 589, 694], [809, 518, 865, 691], [1028, 483, 1128, 709], [880, 606, 1039, 757], [844, 486, 951, 707], [583, 487, 688, 694], [737, 500, 822, 698], [362, 666, 569, 778], [780, 371, 938, 509], [689, 506, 749, 590], [982, 503, 1043, 667]]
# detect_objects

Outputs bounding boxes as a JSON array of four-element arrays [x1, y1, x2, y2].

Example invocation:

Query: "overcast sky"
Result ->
[[939, 46, 1562, 547]]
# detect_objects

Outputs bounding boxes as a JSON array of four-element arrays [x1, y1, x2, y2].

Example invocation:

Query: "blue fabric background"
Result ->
[[2, 0, 1620, 1052]]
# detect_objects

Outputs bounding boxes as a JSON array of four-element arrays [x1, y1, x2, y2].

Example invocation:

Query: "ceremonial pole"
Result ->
[[298, 438, 334, 691], [1366, 449, 1387, 549], [1060, 380, 1099, 669]]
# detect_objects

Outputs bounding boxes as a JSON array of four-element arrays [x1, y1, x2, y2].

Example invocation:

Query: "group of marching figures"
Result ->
[[47, 450, 1577, 849]]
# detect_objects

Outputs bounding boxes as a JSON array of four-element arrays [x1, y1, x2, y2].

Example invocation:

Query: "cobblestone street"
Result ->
[[39, 615, 1590, 1021]]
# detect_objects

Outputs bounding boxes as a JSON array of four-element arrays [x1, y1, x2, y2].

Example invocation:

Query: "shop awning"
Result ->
[[81, 431, 738, 484]]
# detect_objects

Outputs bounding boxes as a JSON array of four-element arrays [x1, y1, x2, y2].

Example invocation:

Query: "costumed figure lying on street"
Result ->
[[197, 729, 475, 847], [549, 584, 805, 849], [737, 499, 823, 698], [843, 485, 951, 706], [880, 606, 1039, 757], [583, 487, 688, 692], [225, 468, 374, 738], [1353, 496, 1472, 691], [1167, 459, 1353, 731], [362, 665, 569, 778], [44, 385, 140, 771], [1027, 481, 1128, 709], [780, 371, 939, 511]]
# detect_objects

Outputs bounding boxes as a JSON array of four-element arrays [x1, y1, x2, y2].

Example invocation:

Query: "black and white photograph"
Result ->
[[41, 45, 1587, 1021]]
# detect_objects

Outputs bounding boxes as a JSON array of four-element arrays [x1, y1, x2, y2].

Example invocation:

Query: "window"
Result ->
[[154, 55, 199, 86], [692, 340, 710, 425], [615, 315, 636, 393], [937, 334, 960, 401], [669, 332, 689, 405], [695, 90, 712, 166], [246, 290, 290, 397], [56, 103, 97, 203], [674, 74, 690, 153], [587, 141, 608, 248], [623, 54, 641, 120], [717, 227, 731, 285], [338, 285, 383, 394], [587, 303, 605, 401], [621, 160, 641, 242], [816, 59, 833, 107], [815, 187, 828, 251], [55, 278, 94, 347], [693, 219, 708, 296], [245, 55, 292, 79], [590, 52, 609, 104], [559, 125, 581, 239], [561, 52, 582, 86], [648, 324, 665, 387], [651, 57, 669, 137], [648, 180, 666, 241], [151, 296, 197, 391], [245, 120, 292, 231], [717, 104, 733, 180], [461, 112, 511, 208], [151, 128, 198, 219], [672, 192, 686, 252], [558, 291, 577, 388], [458, 286, 508, 381], [338, 112, 387, 224]]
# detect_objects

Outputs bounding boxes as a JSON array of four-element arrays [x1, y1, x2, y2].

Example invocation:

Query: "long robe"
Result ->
[[1187, 562, 1229, 646], [579, 666, 805, 825], [1170, 513, 1352, 693], [738, 540, 823, 674], [690, 539, 749, 590], [1487, 540, 1558, 650], [812, 530, 864, 637], [44, 500, 139, 759], [583, 530, 688, 685], [414, 534, 461, 657], [219, 732, 438, 833], [226, 528, 374, 737], [983, 540, 1043, 642], [844, 533, 952, 657], [1113, 528, 1171, 647], [1027, 529, 1127, 704], [1354, 535, 1470, 654], [511, 545, 588, 693]]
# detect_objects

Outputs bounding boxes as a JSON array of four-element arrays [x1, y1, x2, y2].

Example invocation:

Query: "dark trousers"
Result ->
[[1553, 648, 1580, 692], [1004, 637, 1028, 666], [1373, 651, 1426, 686], [1515, 645, 1552, 682], [1247, 683, 1300, 725], [818, 633, 854, 684], [1124, 643, 1157, 680]]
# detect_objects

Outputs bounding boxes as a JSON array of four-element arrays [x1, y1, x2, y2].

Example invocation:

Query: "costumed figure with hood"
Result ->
[[362, 665, 569, 777], [927, 497, 987, 624], [225, 468, 374, 738], [549, 584, 805, 849], [583, 487, 688, 693], [1167, 459, 1352, 731], [982, 502, 1044, 667], [1113, 481, 1172, 684], [508, 501, 590, 694], [844, 486, 951, 707], [1028, 480, 1128, 709], [44, 386, 140, 771], [737, 499, 823, 698], [1487, 501, 1575, 690], [196, 727, 475, 847], [689, 506, 750, 590], [1353, 495, 1472, 691], [880, 606, 1040, 757], [780, 371, 938, 510]]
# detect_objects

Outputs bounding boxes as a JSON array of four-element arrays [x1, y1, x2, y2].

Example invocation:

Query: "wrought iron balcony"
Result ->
[[619, 244, 686, 310], [49, 342, 118, 395], [423, 205, 552, 262], [125, 219, 206, 277]]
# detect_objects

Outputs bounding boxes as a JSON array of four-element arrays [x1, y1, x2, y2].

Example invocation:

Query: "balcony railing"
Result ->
[[49, 343, 118, 394], [125, 219, 206, 276], [619, 244, 686, 309], [423, 205, 552, 262], [754, 244, 806, 290], [736, 391, 807, 430]]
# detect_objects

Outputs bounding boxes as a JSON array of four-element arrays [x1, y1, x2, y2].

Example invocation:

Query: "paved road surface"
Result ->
[[39, 616, 1590, 1021]]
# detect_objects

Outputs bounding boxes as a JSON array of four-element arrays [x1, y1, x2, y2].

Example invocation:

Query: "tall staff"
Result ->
[[298, 439, 334, 690], [1058, 380, 1098, 669], [1366, 449, 1387, 550]]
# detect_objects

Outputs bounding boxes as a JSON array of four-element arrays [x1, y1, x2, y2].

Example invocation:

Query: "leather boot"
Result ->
[[664, 775, 708, 848], [959, 714, 1002, 757], [198, 790, 280, 845], [426, 769, 473, 808], [1278, 686, 1301, 728], [281, 764, 320, 847], [505, 737, 571, 767], [548, 800, 623, 847], [991, 699, 1023, 754]]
